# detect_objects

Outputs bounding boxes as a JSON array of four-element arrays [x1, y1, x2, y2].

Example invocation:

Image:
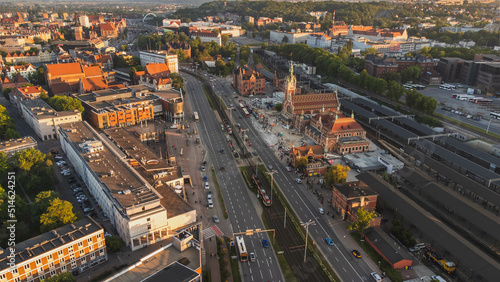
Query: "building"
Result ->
[[134, 63, 172, 91], [58, 121, 196, 251], [331, 180, 380, 227], [139, 51, 178, 73], [270, 30, 308, 44], [0, 217, 107, 282], [436, 57, 500, 92], [153, 89, 185, 122], [290, 145, 329, 176], [20, 99, 82, 141], [99, 22, 118, 38], [9, 86, 44, 112], [74, 26, 83, 41], [190, 30, 221, 45], [79, 15, 90, 28], [347, 26, 408, 42], [77, 87, 156, 129], [363, 227, 413, 269], [364, 54, 435, 79], [307, 33, 331, 49], [45, 62, 84, 95], [233, 66, 266, 96], [420, 70, 443, 85], [0, 136, 37, 158], [2, 64, 36, 80]]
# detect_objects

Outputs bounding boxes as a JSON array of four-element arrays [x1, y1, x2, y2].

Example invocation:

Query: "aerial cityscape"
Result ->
[[0, 0, 498, 282]]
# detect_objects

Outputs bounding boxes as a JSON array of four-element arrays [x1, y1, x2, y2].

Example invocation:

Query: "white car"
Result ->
[[205, 182, 210, 189], [370, 272, 382, 282], [56, 161, 66, 166], [319, 208, 324, 215], [295, 178, 302, 184]]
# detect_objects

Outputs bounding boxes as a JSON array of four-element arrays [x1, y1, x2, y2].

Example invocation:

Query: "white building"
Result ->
[[58, 121, 196, 251], [20, 99, 82, 141], [307, 33, 332, 49], [79, 15, 90, 28], [190, 31, 222, 45], [270, 30, 308, 44], [139, 50, 178, 73]]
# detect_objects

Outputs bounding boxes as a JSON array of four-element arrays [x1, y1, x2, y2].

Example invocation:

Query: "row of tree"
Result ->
[[0, 105, 20, 140]]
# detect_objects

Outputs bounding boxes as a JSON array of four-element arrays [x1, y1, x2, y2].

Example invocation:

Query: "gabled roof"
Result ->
[[46, 62, 83, 77], [292, 145, 324, 157], [145, 63, 169, 76], [16, 85, 43, 95], [1, 76, 13, 84], [330, 117, 363, 132], [100, 22, 116, 31], [83, 65, 103, 77], [81, 77, 108, 92], [14, 73, 28, 83]]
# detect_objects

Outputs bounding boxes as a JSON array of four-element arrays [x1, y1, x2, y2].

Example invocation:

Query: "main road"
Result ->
[[184, 73, 284, 282], [210, 75, 377, 282]]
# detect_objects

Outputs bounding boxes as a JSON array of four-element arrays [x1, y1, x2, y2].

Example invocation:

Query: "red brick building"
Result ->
[[331, 180, 380, 227], [99, 22, 118, 38], [364, 54, 435, 79], [290, 145, 329, 176], [233, 66, 266, 96]]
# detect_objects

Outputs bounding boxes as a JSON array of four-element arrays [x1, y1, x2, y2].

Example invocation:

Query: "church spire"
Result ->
[[351, 111, 354, 119]]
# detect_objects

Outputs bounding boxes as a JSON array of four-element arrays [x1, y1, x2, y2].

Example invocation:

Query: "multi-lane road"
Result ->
[[208, 75, 379, 282], [184, 74, 284, 282]]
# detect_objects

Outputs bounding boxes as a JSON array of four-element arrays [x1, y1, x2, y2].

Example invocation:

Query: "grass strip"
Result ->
[[350, 232, 402, 282], [202, 85, 215, 110], [225, 237, 242, 282], [434, 113, 500, 140], [212, 168, 229, 219]]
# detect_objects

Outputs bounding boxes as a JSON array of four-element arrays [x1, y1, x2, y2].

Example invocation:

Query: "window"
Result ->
[[12, 269, 18, 275], [35, 259, 41, 265], [40, 275, 45, 280], [96, 234, 102, 239], [78, 242, 83, 248], [79, 250, 85, 256], [0, 274, 6, 280], [71, 262, 77, 270], [49, 262, 54, 268], [47, 254, 53, 261], [24, 264, 30, 270], [60, 258, 65, 264], [147, 224, 151, 230], [14, 277, 20, 282], [99, 249, 105, 255], [50, 270, 56, 276], [89, 245, 94, 251], [147, 218, 150, 222], [58, 250, 63, 256], [38, 267, 43, 273], [68, 246, 73, 252], [90, 253, 96, 260], [98, 241, 103, 248], [61, 265, 66, 272], [81, 257, 86, 264]]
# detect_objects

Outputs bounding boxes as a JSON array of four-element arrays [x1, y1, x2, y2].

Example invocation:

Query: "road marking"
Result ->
[[269, 269, 273, 278], [260, 270, 263, 279], [343, 268, 347, 272], [335, 257, 339, 262]]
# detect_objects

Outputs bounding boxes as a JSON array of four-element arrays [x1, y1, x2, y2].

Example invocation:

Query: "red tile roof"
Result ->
[[100, 22, 116, 31], [81, 77, 108, 92], [83, 66, 103, 77], [46, 62, 83, 77], [145, 63, 169, 76]]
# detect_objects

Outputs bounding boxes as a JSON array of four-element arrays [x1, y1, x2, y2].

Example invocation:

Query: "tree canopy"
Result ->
[[324, 164, 350, 187], [347, 207, 377, 235], [40, 198, 77, 232], [47, 96, 84, 113], [0, 105, 20, 140], [44, 272, 76, 282]]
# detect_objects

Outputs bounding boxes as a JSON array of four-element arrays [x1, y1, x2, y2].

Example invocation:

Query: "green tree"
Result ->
[[401, 66, 422, 83], [44, 272, 76, 282], [221, 34, 229, 46], [386, 80, 405, 101], [363, 47, 378, 56], [296, 157, 308, 172], [105, 235, 125, 252], [0, 105, 20, 140], [324, 164, 350, 187], [274, 103, 282, 112], [347, 207, 377, 235], [170, 73, 184, 90], [47, 96, 84, 113], [40, 198, 77, 232], [2, 88, 13, 99], [13, 148, 46, 171]]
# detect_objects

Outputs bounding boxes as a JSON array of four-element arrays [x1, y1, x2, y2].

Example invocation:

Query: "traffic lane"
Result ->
[[185, 76, 282, 281]]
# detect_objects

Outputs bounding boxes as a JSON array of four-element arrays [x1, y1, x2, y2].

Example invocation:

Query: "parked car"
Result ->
[[204, 182, 210, 189], [201, 165, 206, 172], [213, 215, 220, 223], [203, 175, 208, 181], [83, 207, 94, 213], [370, 272, 382, 282], [286, 166, 292, 172], [267, 164, 273, 170], [319, 208, 324, 215]]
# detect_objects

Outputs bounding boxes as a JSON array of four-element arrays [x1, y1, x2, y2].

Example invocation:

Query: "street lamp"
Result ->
[[266, 170, 278, 205], [301, 219, 316, 263]]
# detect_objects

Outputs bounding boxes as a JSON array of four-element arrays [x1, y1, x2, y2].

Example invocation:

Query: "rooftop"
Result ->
[[0, 136, 37, 152], [334, 180, 378, 199], [363, 227, 412, 265], [0, 217, 102, 270], [21, 99, 80, 120], [59, 122, 160, 210]]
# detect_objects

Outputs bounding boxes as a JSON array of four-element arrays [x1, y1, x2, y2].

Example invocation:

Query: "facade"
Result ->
[[139, 51, 178, 73], [58, 121, 196, 251], [190, 31, 221, 45], [307, 33, 331, 49], [364, 54, 436, 79], [0, 136, 37, 158], [289, 145, 329, 176], [0, 217, 107, 282], [347, 26, 408, 42], [3, 64, 36, 80], [233, 66, 266, 96], [20, 99, 82, 141], [134, 63, 172, 91], [270, 30, 308, 44], [436, 57, 500, 92], [99, 22, 118, 38], [79, 15, 90, 27], [331, 181, 380, 227], [9, 86, 44, 111]]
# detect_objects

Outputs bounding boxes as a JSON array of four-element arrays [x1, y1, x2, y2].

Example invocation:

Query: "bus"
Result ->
[[239, 102, 245, 109], [235, 236, 248, 262], [193, 112, 199, 122], [242, 108, 250, 118], [490, 112, 500, 120]]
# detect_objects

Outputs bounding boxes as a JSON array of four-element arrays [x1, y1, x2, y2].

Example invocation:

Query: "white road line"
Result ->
[[260, 270, 263, 279]]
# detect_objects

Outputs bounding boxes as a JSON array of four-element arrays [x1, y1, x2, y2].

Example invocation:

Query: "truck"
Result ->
[[425, 247, 456, 273]]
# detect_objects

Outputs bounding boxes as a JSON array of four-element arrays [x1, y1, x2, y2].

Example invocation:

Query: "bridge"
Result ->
[[142, 13, 157, 22]]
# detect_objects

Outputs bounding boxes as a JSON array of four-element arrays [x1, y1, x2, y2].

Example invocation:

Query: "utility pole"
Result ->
[[266, 170, 278, 205], [301, 219, 316, 263]]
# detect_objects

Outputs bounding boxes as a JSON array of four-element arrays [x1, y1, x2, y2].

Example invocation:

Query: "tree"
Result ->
[[364, 47, 378, 56], [347, 207, 377, 235], [386, 80, 405, 101], [0, 105, 20, 140], [274, 103, 282, 112], [324, 164, 350, 187], [221, 34, 229, 46], [44, 272, 76, 282], [296, 157, 308, 172], [401, 65, 422, 83], [40, 198, 77, 232], [2, 87, 13, 99], [13, 148, 47, 171], [47, 96, 84, 113], [105, 235, 125, 252], [170, 73, 184, 90]]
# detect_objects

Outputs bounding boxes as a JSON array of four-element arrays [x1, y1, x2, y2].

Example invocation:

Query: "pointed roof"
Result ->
[[145, 63, 169, 76], [330, 117, 363, 132], [1, 76, 13, 84], [81, 77, 108, 92], [83, 65, 103, 77], [46, 62, 83, 77]]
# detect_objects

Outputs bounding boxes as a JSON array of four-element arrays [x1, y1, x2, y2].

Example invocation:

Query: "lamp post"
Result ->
[[301, 219, 316, 263], [266, 170, 278, 205]]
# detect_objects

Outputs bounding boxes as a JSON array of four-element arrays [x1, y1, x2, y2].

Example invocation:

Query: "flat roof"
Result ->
[[334, 181, 378, 199], [153, 89, 183, 101], [143, 261, 200, 282], [400, 166, 500, 242], [437, 136, 500, 169], [345, 150, 404, 171], [59, 122, 160, 209], [22, 99, 80, 120], [0, 217, 102, 270], [357, 172, 500, 282], [0, 136, 37, 151]]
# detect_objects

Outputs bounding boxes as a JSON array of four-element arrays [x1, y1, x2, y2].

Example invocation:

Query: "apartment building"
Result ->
[[0, 217, 107, 282], [139, 51, 178, 73], [307, 33, 331, 49], [331, 181, 380, 227], [0, 136, 37, 158], [9, 86, 44, 112], [233, 66, 266, 96], [58, 121, 196, 250], [270, 30, 308, 44], [20, 99, 82, 141], [364, 54, 436, 78], [189, 31, 221, 45]]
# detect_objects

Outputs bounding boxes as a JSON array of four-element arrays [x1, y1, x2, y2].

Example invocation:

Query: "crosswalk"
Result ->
[[202, 225, 224, 240]]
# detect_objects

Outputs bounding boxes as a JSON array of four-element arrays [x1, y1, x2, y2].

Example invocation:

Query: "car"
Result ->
[[370, 272, 382, 282], [202, 161, 207, 166], [250, 252, 256, 262], [56, 161, 66, 166], [204, 182, 210, 189], [213, 215, 220, 223], [203, 175, 208, 181], [319, 208, 324, 215], [261, 239, 269, 248], [68, 178, 76, 184], [220, 166, 225, 171], [73, 188, 83, 194], [201, 166, 206, 172], [220, 149, 224, 153], [352, 250, 362, 258], [83, 207, 94, 213], [207, 193, 212, 200], [286, 166, 292, 172], [208, 199, 214, 208], [325, 238, 334, 246], [104, 232, 112, 237], [295, 178, 302, 184], [267, 164, 273, 170]]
